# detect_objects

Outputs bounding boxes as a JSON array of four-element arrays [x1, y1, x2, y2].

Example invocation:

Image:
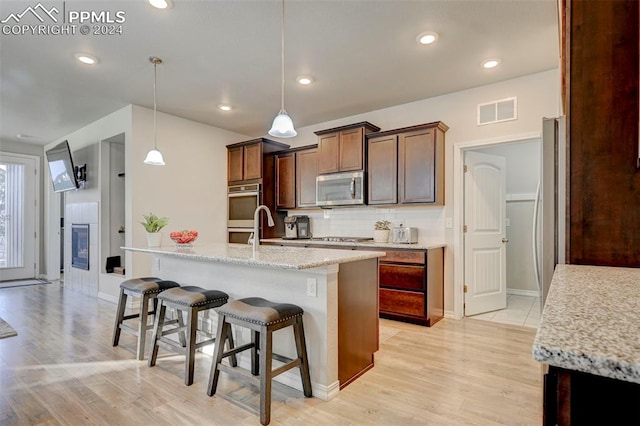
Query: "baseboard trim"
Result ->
[[507, 288, 540, 298], [98, 292, 119, 304], [444, 310, 458, 319]]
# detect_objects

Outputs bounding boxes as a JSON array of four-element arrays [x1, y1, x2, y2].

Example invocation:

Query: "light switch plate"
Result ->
[[445, 218, 453, 229], [323, 210, 331, 219]]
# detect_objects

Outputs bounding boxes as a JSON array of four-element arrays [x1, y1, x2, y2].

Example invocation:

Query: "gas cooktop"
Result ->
[[310, 236, 374, 243]]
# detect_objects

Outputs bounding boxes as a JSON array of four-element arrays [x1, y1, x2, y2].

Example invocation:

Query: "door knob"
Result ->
[[502, 237, 509, 243]]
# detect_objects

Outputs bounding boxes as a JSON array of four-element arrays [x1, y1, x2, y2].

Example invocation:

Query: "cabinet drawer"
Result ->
[[380, 250, 425, 264], [379, 264, 425, 290], [379, 289, 424, 316]]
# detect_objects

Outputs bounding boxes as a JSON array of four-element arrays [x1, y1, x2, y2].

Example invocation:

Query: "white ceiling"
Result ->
[[0, 0, 559, 146]]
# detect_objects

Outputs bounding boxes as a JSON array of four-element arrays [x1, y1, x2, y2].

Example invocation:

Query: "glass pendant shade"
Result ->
[[268, 110, 297, 138], [144, 149, 165, 165]]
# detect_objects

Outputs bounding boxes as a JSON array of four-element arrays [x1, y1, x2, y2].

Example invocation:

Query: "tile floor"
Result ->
[[468, 294, 541, 328]]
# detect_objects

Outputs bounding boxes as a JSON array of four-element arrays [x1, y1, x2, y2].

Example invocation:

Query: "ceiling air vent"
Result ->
[[477, 97, 517, 126]]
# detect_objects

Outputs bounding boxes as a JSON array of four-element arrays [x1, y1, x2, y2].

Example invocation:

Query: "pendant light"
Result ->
[[268, 0, 297, 138], [144, 56, 166, 165]]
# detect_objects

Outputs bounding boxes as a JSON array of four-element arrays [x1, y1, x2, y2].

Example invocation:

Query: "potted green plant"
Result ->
[[141, 213, 168, 247], [374, 220, 391, 243]]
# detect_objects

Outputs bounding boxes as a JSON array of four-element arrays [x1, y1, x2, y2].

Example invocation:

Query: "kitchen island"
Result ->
[[124, 243, 385, 401], [533, 264, 640, 425]]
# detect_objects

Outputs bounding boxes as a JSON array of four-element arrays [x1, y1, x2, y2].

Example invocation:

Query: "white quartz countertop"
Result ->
[[123, 243, 385, 271], [533, 264, 640, 384], [261, 238, 446, 251]]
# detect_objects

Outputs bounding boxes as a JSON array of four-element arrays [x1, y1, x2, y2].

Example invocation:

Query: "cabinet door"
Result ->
[[399, 129, 436, 203], [243, 143, 262, 181], [367, 135, 397, 204], [276, 154, 296, 209], [296, 148, 318, 207], [339, 127, 364, 171], [317, 133, 340, 174], [227, 146, 244, 183]]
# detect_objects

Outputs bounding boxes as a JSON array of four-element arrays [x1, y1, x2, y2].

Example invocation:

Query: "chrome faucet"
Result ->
[[251, 205, 275, 254]]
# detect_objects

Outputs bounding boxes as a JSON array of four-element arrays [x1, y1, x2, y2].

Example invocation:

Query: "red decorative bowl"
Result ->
[[169, 230, 198, 245]]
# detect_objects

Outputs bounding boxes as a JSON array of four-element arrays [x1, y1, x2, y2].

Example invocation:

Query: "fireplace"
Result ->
[[71, 224, 89, 270]]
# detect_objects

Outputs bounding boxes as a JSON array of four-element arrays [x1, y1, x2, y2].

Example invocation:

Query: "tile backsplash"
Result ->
[[287, 206, 445, 243]]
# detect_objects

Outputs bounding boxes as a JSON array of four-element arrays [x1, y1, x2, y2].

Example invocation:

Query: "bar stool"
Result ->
[[148, 286, 235, 386], [112, 277, 181, 360], [207, 297, 312, 426]]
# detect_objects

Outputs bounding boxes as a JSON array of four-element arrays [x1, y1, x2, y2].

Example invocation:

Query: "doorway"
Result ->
[[459, 137, 542, 325], [0, 152, 39, 281]]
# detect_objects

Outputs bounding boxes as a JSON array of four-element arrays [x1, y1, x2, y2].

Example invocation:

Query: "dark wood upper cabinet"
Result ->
[[367, 134, 398, 205], [399, 128, 437, 204], [296, 147, 318, 208], [275, 153, 296, 209], [317, 133, 340, 174], [226, 138, 289, 184], [339, 127, 365, 171], [367, 122, 447, 206], [315, 122, 380, 174], [227, 146, 244, 183], [243, 143, 263, 181]]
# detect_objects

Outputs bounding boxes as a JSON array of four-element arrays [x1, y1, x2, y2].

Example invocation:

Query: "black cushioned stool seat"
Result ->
[[112, 277, 181, 360], [207, 297, 312, 425], [149, 286, 235, 386]]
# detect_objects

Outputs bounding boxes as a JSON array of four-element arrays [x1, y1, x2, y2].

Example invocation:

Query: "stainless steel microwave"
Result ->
[[316, 171, 365, 207], [228, 184, 260, 228]]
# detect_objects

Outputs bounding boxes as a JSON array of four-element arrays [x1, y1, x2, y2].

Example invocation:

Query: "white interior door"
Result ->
[[0, 153, 37, 281], [464, 151, 507, 316]]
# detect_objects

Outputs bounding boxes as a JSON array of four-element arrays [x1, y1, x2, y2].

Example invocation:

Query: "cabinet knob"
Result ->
[[502, 237, 509, 243]]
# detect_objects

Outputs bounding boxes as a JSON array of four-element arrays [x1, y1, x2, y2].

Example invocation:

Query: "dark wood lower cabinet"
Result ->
[[544, 365, 640, 425], [378, 247, 443, 327]]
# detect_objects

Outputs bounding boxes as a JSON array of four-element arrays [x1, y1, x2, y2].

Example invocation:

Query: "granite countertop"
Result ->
[[261, 238, 446, 251], [123, 243, 385, 271], [533, 264, 640, 384]]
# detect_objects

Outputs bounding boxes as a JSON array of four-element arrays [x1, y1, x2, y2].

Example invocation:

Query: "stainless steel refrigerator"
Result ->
[[534, 116, 566, 308]]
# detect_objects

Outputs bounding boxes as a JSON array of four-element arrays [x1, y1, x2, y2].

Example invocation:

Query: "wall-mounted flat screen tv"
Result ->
[[45, 140, 78, 192]]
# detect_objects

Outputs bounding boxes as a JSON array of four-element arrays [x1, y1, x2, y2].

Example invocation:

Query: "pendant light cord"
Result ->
[[280, 0, 285, 112], [153, 60, 158, 150]]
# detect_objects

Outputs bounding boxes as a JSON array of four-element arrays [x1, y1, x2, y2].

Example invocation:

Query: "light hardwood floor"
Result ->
[[0, 283, 542, 425]]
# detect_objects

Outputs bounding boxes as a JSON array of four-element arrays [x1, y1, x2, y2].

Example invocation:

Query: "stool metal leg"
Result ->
[[293, 316, 313, 397], [185, 307, 198, 386], [148, 301, 167, 367], [112, 289, 127, 347], [259, 326, 272, 426]]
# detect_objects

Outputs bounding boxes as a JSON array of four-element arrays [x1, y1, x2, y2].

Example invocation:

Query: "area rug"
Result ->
[[0, 279, 51, 289], [0, 317, 17, 339]]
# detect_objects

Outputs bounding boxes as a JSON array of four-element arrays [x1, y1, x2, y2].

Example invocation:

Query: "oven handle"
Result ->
[[228, 191, 260, 198], [350, 178, 356, 198]]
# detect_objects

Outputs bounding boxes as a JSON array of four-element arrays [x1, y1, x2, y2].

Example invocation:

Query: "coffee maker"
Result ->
[[284, 215, 311, 239]]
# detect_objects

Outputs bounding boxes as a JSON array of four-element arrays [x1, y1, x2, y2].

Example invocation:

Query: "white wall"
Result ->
[[271, 69, 561, 314], [127, 105, 248, 282]]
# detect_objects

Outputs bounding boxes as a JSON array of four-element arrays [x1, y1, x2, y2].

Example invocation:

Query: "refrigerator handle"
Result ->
[[532, 180, 542, 295]]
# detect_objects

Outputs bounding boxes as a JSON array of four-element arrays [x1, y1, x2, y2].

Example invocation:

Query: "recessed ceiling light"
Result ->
[[416, 31, 439, 45], [148, 0, 173, 9], [218, 104, 232, 111], [74, 53, 97, 65], [296, 76, 313, 85], [482, 59, 501, 69], [16, 133, 34, 139]]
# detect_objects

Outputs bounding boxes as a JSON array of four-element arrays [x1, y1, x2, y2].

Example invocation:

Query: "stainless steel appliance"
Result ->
[[284, 215, 311, 239], [391, 225, 418, 244], [316, 171, 365, 207], [534, 116, 566, 308], [228, 184, 259, 228]]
